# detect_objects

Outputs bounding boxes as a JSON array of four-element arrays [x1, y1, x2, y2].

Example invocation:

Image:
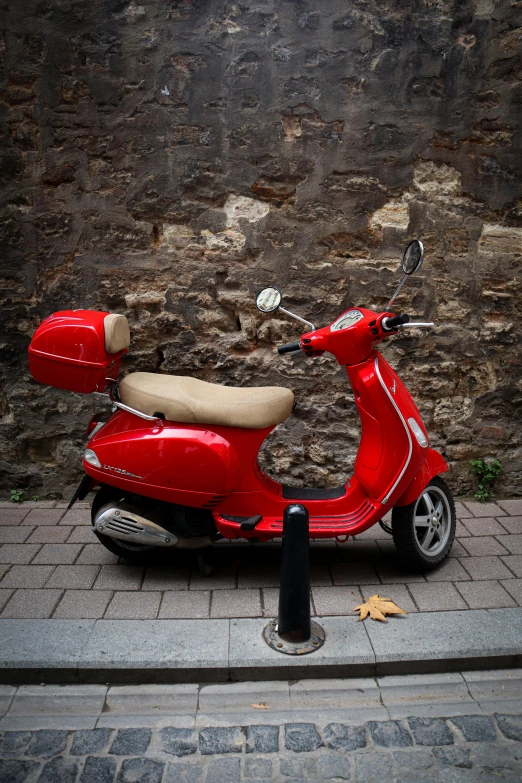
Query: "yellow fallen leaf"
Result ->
[[251, 703, 269, 709], [353, 593, 407, 623]]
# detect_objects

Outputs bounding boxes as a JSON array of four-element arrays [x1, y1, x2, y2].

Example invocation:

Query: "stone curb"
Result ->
[[0, 609, 521, 684]]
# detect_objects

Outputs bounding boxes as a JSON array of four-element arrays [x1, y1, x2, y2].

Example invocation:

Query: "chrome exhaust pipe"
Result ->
[[93, 504, 213, 549], [94, 505, 179, 548]]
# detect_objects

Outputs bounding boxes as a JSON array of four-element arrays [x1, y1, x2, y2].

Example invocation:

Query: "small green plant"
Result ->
[[469, 458, 503, 502], [10, 489, 25, 503]]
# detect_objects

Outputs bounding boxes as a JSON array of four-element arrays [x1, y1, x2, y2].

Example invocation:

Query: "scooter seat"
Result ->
[[119, 372, 294, 429]]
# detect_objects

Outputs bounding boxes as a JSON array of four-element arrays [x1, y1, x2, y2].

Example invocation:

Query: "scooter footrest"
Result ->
[[221, 514, 262, 531]]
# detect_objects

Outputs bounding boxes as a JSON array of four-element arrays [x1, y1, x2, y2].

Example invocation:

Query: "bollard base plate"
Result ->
[[263, 619, 326, 655]]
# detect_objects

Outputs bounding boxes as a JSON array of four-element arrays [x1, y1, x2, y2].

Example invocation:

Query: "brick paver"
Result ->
[[158, 591, 211, 618], [456, 580, 517, 609], [1, 588, 63, 618], [105, 591, 162, 619], [32, 543, 83, 565], [26, 526, 72, 544], [0, 497, 522, 618], [0, 508, 30, 525], [0, 526, 33, 544], [45, 565, 100, 589], [407, 583, 467, 612], [1, 565, 55, 588], [53, 590, 113, 619], [210, 588, 261, 618], [21, 509, 65, 526]]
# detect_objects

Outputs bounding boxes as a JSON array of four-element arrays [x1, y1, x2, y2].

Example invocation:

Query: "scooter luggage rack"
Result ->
[[94, 386, 164, 423]]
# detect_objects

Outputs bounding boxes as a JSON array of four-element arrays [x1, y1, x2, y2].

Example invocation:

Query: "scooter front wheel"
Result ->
[[391, 476, 456, 572]]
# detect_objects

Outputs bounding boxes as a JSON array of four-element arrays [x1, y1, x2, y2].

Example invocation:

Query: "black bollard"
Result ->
[[263, 503, 325, 655]]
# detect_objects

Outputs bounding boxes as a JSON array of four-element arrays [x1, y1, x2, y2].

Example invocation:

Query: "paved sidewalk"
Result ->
[[1, 671, 521, 782], [1, 499, 522, 620]]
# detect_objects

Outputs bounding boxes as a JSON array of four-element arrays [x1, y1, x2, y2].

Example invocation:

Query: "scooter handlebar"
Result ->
[[382, 313, 410, 331], [277, 341, 302, 355]]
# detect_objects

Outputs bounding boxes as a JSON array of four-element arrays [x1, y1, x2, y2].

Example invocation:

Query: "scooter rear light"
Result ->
[[84, 448, 102, 468], [408, 417, 429, 448]]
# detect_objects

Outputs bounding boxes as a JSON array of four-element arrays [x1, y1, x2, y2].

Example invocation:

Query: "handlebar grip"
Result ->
[[382, 313, 410, 331], [277, 341, 301, 355]]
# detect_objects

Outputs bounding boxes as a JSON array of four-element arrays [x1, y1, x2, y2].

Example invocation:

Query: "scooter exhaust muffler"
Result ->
[[94, 505, 179, 548], [93, 504, 213, 549]]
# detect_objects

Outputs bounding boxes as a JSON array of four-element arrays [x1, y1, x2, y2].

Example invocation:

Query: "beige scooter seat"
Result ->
[[119, 372, 294, 429]]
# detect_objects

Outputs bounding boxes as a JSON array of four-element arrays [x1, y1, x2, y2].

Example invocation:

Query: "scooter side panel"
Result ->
[[86, 411, 240, 496]]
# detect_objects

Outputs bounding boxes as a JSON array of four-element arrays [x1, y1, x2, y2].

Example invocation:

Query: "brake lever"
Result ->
[[397, 322, 435, 328]]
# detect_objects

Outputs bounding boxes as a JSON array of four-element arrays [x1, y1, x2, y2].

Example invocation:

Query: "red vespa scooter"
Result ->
[[28, 240, 456, 571]]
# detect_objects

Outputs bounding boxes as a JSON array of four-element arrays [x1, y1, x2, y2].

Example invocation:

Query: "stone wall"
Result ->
[[1, 0, 521, 499]]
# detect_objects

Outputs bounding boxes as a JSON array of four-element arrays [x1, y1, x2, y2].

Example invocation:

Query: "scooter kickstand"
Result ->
[[196, 550, 213, 578]]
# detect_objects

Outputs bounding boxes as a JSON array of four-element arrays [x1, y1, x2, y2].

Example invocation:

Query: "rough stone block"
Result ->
[[70, 728, 112, 755], [205, 757, 240, 783], [245, 725, 279, 753], [0, 730, 32, 756], [79, 756, 118, 783], [28, 729, 68, 757], [318, 754, 351, 779], [323, 723, 366, 752], [451, 715, 496, 742], [495, 713, 522, 741], [0, 759, 40, 782], [109, 727, 152, 755], [244, 757, 272, 778], [164, 762, 202, 783], [432, 746, 471, 768], [366, 720, 413, 747], [280, 756, 317, 777], [354, 751, 392, 783], [407, 716, 454, 745], [199, 726, 244, 754], [160, 727, 198, 757], [284, 723, 322, 752], [118, 758, 164, 783]]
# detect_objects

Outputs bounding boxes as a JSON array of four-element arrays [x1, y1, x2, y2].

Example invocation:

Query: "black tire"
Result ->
[[392, 475, 456, 572], [91, 485, 163, 563]]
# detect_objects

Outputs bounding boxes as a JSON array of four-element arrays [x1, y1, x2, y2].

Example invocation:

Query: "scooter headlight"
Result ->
[[408, 417, 428, 448], [84, 448, 102, 468]]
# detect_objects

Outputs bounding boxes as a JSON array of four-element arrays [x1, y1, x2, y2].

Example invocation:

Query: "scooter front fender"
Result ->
[[393, 449, 449, 507]]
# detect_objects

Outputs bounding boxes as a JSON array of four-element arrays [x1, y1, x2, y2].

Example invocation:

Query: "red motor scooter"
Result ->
[[28, 240, 455, 571]]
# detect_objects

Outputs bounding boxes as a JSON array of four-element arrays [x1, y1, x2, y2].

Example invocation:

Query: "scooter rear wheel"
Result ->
[[391, 476, 456, 572]]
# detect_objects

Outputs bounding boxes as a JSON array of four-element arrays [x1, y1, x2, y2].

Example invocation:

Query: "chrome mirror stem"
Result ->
[[279, 307, 315, 332], [387, 274, 408, 311]]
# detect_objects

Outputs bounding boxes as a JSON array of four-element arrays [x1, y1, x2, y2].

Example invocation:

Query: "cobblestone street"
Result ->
[[1, 673, 521, 782], [1, 499, 522, 620]]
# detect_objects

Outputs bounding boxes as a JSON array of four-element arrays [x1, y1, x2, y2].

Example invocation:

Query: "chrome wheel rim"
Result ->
[[413, 486, 451, 557]]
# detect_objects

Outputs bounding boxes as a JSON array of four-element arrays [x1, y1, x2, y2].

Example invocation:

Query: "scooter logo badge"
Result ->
[[103, 464, 143, 480], [391, 379, 396, 395]]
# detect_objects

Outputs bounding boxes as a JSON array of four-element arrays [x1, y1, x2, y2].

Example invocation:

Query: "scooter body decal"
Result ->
[[374, 356, 412, 505]]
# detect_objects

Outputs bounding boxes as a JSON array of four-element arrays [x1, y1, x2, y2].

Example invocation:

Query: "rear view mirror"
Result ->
[[256, 287, 282, 313], [402, 240, 424, 275]]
